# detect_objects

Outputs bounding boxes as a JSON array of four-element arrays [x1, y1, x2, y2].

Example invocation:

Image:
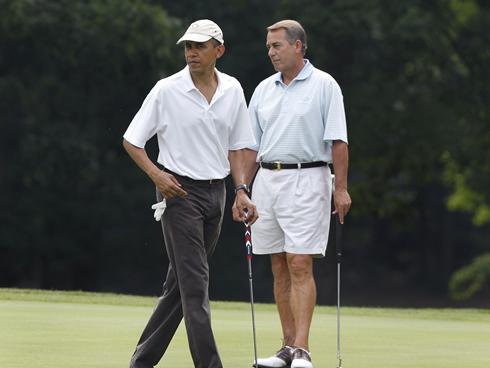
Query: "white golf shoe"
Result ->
[[290, 347, 313, 368], [255, 345, 294, 367]]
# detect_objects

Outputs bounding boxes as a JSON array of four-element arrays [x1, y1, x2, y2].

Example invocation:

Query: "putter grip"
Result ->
[[336, 215, 342, 260], [245, 224, 253, 258]]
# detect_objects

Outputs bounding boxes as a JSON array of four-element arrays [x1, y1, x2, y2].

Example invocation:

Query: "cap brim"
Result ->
[[176, 33, 212, 44]]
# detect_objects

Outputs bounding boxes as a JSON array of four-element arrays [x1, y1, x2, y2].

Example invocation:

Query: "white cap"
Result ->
[[176, 19, 224, 44]]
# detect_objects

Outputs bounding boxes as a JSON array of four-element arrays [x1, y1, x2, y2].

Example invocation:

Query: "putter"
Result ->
[[332, 174, 343, 368], [336, 213, 343, 368], [244, 217, 259, 368]]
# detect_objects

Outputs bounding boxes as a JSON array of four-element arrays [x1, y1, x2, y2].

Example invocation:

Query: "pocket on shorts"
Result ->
[[307, 169, 330, 201]]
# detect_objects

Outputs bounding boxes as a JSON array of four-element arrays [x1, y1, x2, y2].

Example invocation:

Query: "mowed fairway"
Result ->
[[0, 289, 489, 368]]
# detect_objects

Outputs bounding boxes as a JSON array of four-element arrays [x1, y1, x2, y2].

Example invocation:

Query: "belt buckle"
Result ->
[[274, 161, 281, 171]]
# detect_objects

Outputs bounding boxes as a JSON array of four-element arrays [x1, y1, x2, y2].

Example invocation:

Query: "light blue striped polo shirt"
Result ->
[[248, 59, 348, 163]]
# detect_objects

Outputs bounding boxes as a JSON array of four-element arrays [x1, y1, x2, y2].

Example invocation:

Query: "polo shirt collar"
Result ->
[[182, 65, 224, 93], [274, 59, 313, 84]]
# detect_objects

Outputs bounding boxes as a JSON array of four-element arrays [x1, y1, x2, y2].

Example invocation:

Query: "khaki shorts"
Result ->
[[251, 166, 332, 257]]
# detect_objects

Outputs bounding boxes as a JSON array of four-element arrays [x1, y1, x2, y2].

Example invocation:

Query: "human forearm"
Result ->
[[332, 141, 349, 191], [122, 139, 187, 198], [332, 140, 351, 223], [228, 148, 259, 187], [122, 139, 161, 182]]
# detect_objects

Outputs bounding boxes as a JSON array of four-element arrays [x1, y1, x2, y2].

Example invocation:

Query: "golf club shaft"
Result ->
[[332, 173, 343, 368], [245, 223, 258, 367], [336, 215, 343, 368], [248, 258, 258, 366]]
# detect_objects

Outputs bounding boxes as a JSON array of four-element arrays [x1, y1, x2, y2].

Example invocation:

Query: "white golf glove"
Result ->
[[151, 199, 167, 221]]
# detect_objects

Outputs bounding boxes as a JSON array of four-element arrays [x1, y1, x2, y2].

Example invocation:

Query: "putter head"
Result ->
[[337, 357, 342, 368]]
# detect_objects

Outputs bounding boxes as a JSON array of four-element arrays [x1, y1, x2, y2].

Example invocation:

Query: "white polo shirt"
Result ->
[[248, 60, 348, 163], [124, 66, 256, 180]]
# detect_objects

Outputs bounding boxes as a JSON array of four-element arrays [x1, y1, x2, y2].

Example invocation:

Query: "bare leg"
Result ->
[[271, 253, 295, 346], [287, 254, 315, 350]]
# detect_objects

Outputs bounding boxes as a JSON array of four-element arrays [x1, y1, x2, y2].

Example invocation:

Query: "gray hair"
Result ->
[[267, 19, 307, 56]]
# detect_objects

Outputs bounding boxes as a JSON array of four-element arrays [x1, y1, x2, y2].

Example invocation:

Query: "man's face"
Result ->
[[184, 40, 224, 74], [266, 29, 299, 72]]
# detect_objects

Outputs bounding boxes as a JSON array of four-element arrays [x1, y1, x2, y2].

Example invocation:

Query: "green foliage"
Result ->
[[0, 0, 181, 290], [1, 0, 490, 305], [442, 0, 490, 225], [449, 253, 490, 300], [450, 0, 479, 25], [443, 152, 490, 225]]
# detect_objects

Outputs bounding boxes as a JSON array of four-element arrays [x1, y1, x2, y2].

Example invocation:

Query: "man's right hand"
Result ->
[[122, 140, 188, 199], [153, 171, 188, 198]]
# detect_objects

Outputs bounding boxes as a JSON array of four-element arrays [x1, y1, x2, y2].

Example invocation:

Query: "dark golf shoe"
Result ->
[[254, 345, 294, 367], [290, 347, 312, 368]]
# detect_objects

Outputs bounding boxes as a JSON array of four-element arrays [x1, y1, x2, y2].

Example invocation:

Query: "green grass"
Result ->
[[1, 288, 489, 368]]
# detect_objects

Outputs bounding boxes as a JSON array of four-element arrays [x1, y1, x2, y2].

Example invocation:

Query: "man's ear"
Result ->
[[216, 44, 225, 59], [295, 40, 303, 54]]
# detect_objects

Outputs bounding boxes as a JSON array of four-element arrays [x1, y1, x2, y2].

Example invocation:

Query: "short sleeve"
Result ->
[[247, 88, 262, 151], [228, 86, 257, 150], [123, 83, 161, 148], [323, 81, 348, 144]]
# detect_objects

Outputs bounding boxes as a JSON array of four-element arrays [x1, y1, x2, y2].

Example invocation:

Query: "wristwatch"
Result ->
[[234, 183, 250, 195]]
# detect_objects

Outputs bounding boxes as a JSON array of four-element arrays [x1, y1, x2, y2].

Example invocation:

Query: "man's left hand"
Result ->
[[333, 188, 351, 224]]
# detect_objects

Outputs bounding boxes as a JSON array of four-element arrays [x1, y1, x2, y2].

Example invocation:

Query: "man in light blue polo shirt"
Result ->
[[233, 19, 351, 368]]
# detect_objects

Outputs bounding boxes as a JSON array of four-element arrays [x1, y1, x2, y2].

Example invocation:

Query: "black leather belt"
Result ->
[[164, 168, 224, 184], [259, 161, 327, 170]]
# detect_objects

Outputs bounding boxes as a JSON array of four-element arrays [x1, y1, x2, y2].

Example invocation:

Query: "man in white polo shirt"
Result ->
[[233, 20, 351, 368], [123, 19, 257, 368]]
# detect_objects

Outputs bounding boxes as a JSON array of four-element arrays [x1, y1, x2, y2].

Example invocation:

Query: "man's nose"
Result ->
[[186, 47, 198, 56]]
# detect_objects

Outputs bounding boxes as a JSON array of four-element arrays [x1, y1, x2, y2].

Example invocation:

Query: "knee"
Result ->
[[288, 255, 313, 282], [271, 254, 290, 285], [271, 254, 289, 277]]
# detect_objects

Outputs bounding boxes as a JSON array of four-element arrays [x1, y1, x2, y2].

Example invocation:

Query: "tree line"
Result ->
[[1, 0, 489, 306]]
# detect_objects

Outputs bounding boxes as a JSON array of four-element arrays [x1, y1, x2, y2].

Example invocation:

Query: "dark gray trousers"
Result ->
[[129, 176, 226, 368]]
